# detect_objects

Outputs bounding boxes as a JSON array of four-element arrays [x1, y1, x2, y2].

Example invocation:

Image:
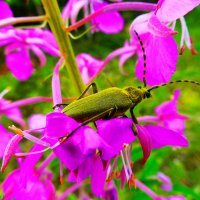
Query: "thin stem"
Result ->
[[57, 181, 85, 200], [87, 46, 136, 84], [0, 97, 75, 111], [52, 58, 64, 107], [136, 179, 158, 199], [0, 16, 47, 28], [138, 116, 158, 122], [42, 0, 85, 94], [104, 2, 157, 12], [66, 2, 156, 31]]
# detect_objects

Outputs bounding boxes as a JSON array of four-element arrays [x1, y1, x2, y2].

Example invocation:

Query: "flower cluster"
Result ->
[[0, 0, 199, 200]]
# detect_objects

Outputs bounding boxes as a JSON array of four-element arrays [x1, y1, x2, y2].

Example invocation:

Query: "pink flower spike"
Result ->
[[1, 134, 23, 173], [148, 14, 178, 37], [136, 124, 152, 165]]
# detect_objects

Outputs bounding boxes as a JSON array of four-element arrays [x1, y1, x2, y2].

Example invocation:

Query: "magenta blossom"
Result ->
[[0, 1, 59, 80], [2, 144, 56, 200], [128, 0, 200, 85], [95, 115, 188, 171], [43, 112, 112, 171]]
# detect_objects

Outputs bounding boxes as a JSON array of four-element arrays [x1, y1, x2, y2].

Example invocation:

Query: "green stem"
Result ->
[[0, 15, 47, 28], [42, 0, 85, 94]]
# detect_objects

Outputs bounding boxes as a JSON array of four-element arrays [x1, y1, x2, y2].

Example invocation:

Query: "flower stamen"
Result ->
[[128, 174, 137, 189], [8, 125, 23, 136]]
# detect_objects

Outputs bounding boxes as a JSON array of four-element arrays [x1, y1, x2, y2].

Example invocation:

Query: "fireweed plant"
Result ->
[[0, 0, 200, 199]]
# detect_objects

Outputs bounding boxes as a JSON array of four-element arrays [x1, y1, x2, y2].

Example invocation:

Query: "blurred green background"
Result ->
[[0, 1, 200, 199]]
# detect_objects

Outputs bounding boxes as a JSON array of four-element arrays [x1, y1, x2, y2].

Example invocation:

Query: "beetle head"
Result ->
[[124, 86, 151, 106]]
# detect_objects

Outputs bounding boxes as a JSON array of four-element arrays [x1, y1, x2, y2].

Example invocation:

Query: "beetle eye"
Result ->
[[145, 91, 151, 98]]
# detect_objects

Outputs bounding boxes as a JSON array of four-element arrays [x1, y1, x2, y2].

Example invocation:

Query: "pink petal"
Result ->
[[148, 14, 178, 37], [91, 157, 109, 197], [136, 34, 178, 86], [136, 124, 152, 165], [144, 125, 189, 148], [70, 0, 88, 24], [45, 112, 79, 138], [28, 114, 46, 130], [76, 53, 103, 84], [130, 13, 151, 35], [20, 144, 44, 178], [0, 123, 13, 158], [5, 47, 34, 81], [92, 1, 124, 34], [157, 0, 200, 22], [97, 118, 136, 159], [0, 1, 13, 32], [1, 134, 23, 172], [0, 1, 13, 20], [30, 45, 46, 67]]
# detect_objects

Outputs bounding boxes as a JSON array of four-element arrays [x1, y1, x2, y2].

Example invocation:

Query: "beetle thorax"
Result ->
[[124, 86, 151, 106], [124, 86, 144, 105]]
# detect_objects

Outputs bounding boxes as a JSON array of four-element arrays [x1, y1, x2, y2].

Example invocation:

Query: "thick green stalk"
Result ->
[[42, 0, 84, 94]]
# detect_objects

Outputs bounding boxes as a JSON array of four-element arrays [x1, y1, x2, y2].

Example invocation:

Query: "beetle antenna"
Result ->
[[148, 80, 200, 92], [134, 30, 147, 87]]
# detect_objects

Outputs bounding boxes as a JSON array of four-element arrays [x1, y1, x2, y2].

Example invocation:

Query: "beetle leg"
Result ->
[[59, 107, 116, 143], [130, 107, 138, 124], [53, 83, 97, 109], [52, 103, 69, 110], [131, 122, 138, 136], [77, 82, 98, 100], [106, 105, 118, 119], [93, 122, 97, 129], [130, 107, 138, 136]]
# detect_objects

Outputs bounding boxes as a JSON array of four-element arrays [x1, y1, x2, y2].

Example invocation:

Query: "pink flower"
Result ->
[[128, 0, 200, 85], [2, 145, 56, 200], [0, 1, 59, 80]]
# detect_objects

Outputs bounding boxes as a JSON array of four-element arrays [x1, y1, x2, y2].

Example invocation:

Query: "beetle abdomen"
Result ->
[[63, 87, 133, 122]]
